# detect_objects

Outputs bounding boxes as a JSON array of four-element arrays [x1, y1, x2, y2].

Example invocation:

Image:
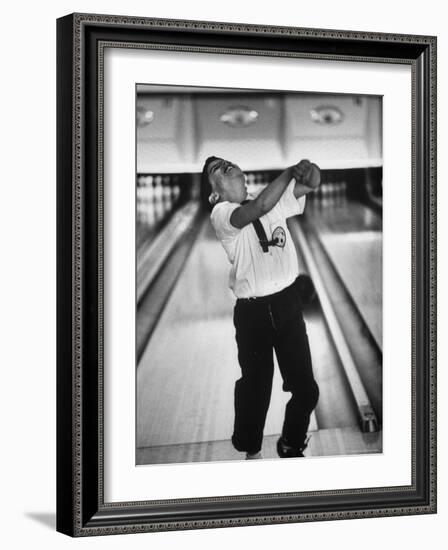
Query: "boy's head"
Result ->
[[202, 156, 247, 206]]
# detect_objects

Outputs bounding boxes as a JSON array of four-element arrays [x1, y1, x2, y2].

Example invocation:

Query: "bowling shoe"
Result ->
[[245, 451, 263, 460], [276, 435, 310, 458]]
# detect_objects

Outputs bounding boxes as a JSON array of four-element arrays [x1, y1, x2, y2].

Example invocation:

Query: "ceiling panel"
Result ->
[[136, 92, 382, 173]]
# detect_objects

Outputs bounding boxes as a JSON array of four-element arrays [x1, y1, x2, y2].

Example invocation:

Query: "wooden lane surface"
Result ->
[[306, 200, 382, 351]]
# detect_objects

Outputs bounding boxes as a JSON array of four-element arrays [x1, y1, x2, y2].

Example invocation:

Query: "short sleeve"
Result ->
[[210, 201, 241, 241], [277, 178, 306, 218]]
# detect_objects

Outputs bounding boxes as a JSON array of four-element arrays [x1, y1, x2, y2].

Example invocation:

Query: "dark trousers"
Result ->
[[231, 282, 319, 454]]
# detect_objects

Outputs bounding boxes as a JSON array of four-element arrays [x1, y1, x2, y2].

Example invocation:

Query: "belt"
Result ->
[[236, 280, 296, 304]]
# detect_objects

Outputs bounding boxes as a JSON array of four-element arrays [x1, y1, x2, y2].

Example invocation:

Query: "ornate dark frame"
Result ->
[[56, 13, 437, 537]]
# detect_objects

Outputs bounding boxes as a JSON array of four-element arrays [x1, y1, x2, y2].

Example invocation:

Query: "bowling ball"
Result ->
[[294, 274, 317, 306]]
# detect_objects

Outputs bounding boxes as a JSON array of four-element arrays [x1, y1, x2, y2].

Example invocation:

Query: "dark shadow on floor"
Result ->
[[25, 512, 56, 530]]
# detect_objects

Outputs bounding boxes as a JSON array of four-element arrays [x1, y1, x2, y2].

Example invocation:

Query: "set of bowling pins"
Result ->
[[245, 171, 348, 209], [137, 174, 181, 226], [310, 181, 347, 206], [245, 172, 270, 196]]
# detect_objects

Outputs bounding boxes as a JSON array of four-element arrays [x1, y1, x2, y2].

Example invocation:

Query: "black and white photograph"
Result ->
[[135, 85, 383, 466], [52, 6, 437, 540]]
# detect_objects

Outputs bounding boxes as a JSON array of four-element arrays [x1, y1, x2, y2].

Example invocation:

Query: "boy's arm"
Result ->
[[230, 160, 310, 229]]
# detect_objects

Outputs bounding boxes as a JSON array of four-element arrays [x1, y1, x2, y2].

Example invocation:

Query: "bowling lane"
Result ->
[[305, 199, 382, 351], [137, 217, 358, 455], [136, 208, 204, 361]]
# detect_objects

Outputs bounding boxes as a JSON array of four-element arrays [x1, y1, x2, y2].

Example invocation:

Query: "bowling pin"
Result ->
[[151, 177, 161, 220], [173, 185, 180, 201], [164, 181, 172, 212], [322, 183, 329, 208], [154, 198, 164, 223], [154, 177, 163, 202], [145, 201, 155, 226], [146, 175, 154, 204], [162, 176, 170, 209]]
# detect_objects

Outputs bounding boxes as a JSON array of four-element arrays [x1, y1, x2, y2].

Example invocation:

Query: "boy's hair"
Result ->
[[202, 156, 220, 186], [201, 156, 221, 210]]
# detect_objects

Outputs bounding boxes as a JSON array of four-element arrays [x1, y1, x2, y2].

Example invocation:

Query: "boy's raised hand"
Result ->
[[292, 160, 321, 190]]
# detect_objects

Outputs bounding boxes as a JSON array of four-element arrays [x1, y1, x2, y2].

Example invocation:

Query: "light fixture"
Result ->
[[310, 105, 344, 125], [220, 105, 259, 127], [136, 107, 155, 127]]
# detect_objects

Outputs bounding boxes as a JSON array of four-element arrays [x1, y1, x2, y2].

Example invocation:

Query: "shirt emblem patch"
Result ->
[[272, 226, 286, 248]]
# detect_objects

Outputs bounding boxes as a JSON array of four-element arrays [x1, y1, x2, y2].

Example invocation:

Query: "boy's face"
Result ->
[[207, 158, 247, 204]]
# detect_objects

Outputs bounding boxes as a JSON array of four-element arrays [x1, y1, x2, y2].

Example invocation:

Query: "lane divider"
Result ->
[[292, 218, 378, 433]]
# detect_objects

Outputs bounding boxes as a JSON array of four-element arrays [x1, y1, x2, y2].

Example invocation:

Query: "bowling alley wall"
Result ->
[[136, 86, 382, 220]]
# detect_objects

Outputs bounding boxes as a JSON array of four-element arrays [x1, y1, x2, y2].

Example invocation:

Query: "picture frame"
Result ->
[[56, 12, 437, 537]]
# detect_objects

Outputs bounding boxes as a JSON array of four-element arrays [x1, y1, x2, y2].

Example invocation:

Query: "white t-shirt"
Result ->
[[211, 179, 306, 299]]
